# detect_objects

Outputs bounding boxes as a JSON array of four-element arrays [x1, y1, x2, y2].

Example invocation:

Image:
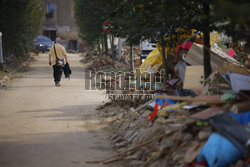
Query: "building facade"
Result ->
[[42, 0, 79, 51]]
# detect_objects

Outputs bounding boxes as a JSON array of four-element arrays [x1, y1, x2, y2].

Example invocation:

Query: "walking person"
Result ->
[[49, 37, 68, 86]]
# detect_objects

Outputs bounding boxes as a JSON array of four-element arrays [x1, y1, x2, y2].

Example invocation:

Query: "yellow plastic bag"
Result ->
[[139, 48, 163, 73], [156, 43, 173, 56], [210, 32, 219, 46], [157, 102, 189, 117]]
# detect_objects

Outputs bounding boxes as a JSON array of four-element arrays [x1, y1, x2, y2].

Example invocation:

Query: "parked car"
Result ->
[[34, 35, 54, 52]]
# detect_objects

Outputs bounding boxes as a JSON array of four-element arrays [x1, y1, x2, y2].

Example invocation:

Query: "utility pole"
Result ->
[[0, 32, 3, 71]]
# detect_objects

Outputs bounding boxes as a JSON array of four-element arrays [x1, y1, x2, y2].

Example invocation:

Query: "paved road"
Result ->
[[0, 54, 120, 167]]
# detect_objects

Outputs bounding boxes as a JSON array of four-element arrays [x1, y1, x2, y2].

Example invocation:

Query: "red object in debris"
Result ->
[[196, 161, 208, 166], [103, 21, 112, 33], [184, 160, 207, 167], [147, 104, 160, 121], [176, 42, 193, 56], [176, 114, 190, 119], [227, 49, 235, 57]]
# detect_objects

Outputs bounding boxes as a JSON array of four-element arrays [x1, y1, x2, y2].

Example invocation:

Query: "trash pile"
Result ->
[[88, 56, 129, 70], [94, 85, 249, 167], [88, 49, 249, 166], [80, 32, 250, 167], [0, 52, 34, 88], [82, 48, 139, 71], [3, 52, 35, 72], [0, 71, 10, 87]]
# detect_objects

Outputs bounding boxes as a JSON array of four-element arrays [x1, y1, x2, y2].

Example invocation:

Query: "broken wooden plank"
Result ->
[[134, 99, 154, 112], [230, 101, 250, 113], [184, 142, 205, 163], [121, 130, 175, 155], [192, 107, 222, 120], [142, 152, 160, 167]]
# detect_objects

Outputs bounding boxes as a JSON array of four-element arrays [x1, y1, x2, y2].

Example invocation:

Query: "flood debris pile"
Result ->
[[89, 60, 250, 167], [89, 56, 129, 70], [96, 90, 250, 167], [0, 71, 10, 87], [81, 35, 250, 167], [82, 49, 134, 71], [0, 53, 34, 88]]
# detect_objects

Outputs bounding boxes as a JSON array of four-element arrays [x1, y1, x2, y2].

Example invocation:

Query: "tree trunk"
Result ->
[[130, 44, 133, 71], [97, 39, 101, 55], [109, 34, 114, 67], [112, 35, 115, 57], [160, 35, 168, 85], [112, 35, 115, 66], [104, 33, 108, 56], [203, 2, 212, 79], [101, 37, 104, 55], [109, 34, 112, 57], [118, 38, 122, 61]]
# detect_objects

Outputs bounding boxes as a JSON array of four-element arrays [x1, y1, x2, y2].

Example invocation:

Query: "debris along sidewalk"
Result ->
[[93, 91, 249, 167], [81, 49, 132, 71], [0, 53, 35, 88], [79, 37, 250, 166], [81, 68, 249, 166]]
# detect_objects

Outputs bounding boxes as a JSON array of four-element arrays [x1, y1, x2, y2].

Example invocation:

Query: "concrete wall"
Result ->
[[43, 0, 80, 50]]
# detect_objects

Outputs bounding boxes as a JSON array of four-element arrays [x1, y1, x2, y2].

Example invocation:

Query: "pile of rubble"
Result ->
[[95, 92, 249, 167], [0, 53, 34, 88], [82, 61, 250, 167], [79, 38, 250, 167], [0, 71, 10, 88], [82, 52, 129, 71]]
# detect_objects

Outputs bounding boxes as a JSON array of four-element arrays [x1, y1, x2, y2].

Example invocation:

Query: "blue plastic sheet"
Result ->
[[154, 94, 177, 106], [228, 111, 250, 125], [197, 133, 243, 167]]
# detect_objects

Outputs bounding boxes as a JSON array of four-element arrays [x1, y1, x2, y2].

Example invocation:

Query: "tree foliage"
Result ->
[[215, 0, 250, 42], [74, 0, 249, 78], [74, 0, 107, 47], [0, 0, 46, 59]]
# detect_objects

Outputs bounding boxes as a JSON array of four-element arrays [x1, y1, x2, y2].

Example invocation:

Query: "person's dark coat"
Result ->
[[64, 63, 72, 78]]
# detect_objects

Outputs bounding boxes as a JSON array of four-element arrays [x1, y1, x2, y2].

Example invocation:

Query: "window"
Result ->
[[45, 3, 55, 18]]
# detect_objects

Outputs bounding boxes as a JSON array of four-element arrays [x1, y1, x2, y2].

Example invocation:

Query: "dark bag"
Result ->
[[64, 63, 72, 78], [54, 45, 64, 67]]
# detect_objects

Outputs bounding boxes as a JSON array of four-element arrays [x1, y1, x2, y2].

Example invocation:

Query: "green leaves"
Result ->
[[0, 0, 45, 58], [74, 0, 249, 51], [74, 0, 107, 47], [214, 0, 250, 42]]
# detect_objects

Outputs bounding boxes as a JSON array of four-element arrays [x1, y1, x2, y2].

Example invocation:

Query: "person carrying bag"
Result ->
[[49, 37, 68, 86], [54, 45, 64, 67]]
